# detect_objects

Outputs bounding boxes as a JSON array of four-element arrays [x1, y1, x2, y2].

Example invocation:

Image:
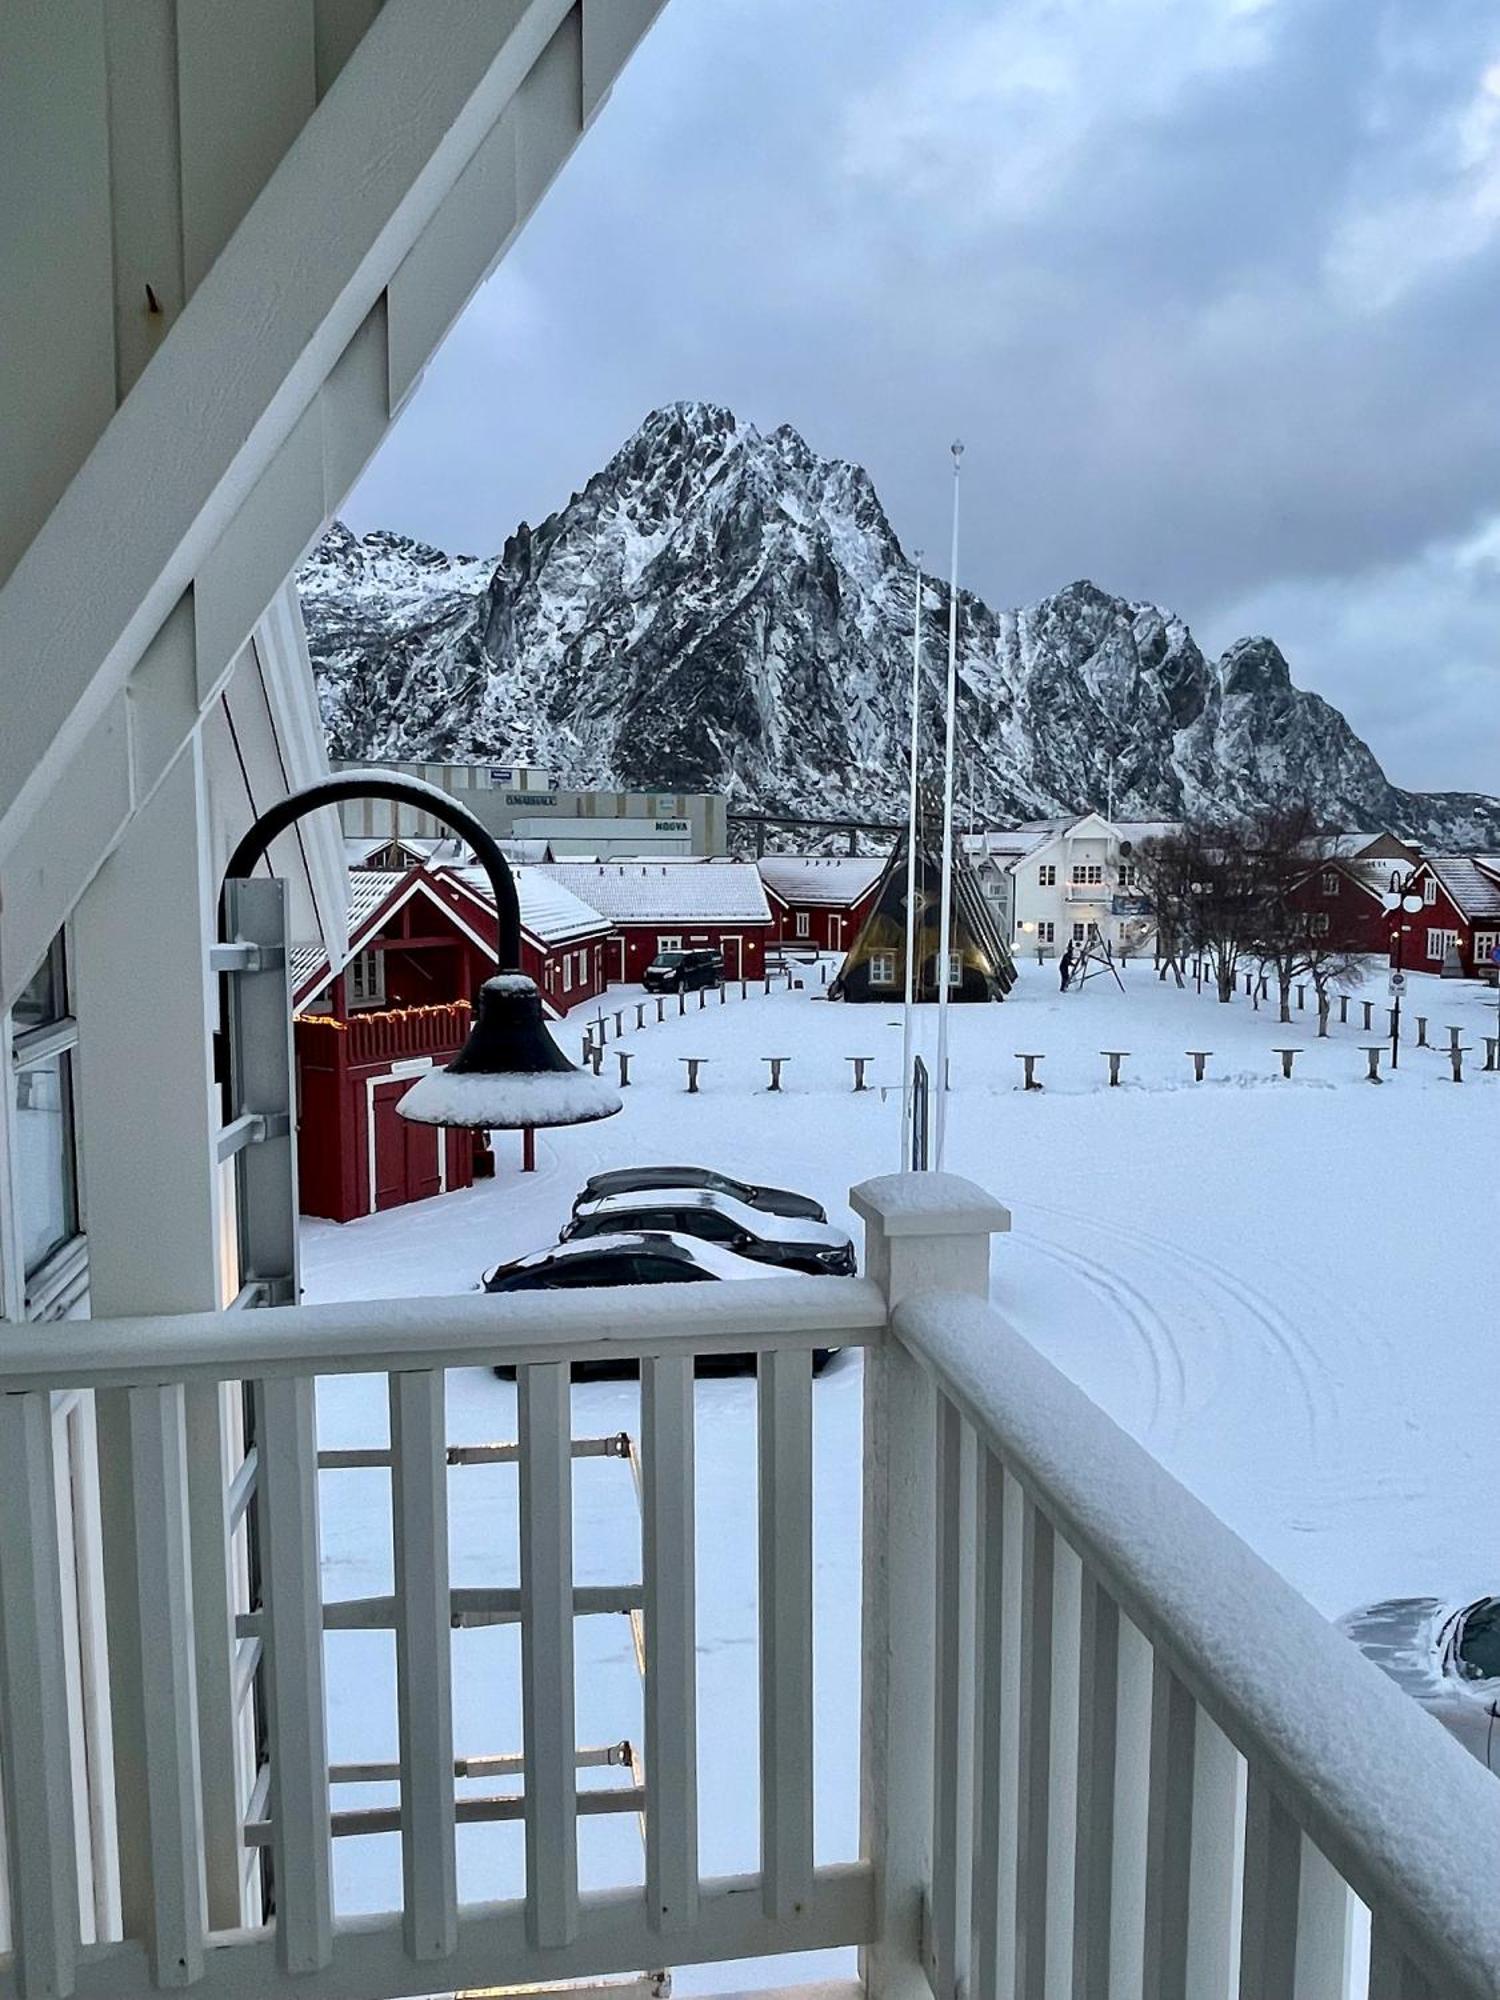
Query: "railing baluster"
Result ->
[[930, 1391, 964, 2000], [1293, 1837, 1353, 1997], [1369, 1919, 1438, 2000], [519, 1361, 579, 1948], [1072, 1564, 1120, 2000], [758, 1346, 815, 1921], [128, 1384, 208, 1986], [1014, 1493, 1055, 2000], [1188, 1708, 1239, 1998], [1142, 1657, 1196, 2000], [641, 1355, 699, 1934], [969, 1443, 1007, 2000], [1239, 1769, 1300, 1998], [389, 1368, 457, 1961], [255, 1376, 332, 1974], [0, 1391, 80, 2000]]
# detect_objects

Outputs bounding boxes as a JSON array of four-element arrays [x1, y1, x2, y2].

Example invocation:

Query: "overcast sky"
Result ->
[[347, 0, 1500, 795]]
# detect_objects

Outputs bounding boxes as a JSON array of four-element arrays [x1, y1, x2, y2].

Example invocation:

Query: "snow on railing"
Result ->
[[6, 1175, 1500, 2000], [0, 1279, 882, 2000], [883, 1286, 1500, 2000]]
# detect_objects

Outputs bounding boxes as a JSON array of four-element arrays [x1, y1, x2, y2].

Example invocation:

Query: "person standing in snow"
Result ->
[[1059, 941, 1075, 991]]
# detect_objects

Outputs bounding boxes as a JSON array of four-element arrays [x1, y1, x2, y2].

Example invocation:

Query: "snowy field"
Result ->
[[302, 954, 1500, 1974]]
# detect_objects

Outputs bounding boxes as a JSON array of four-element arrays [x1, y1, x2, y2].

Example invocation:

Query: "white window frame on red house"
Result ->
[[1310, 911, 1330, 935], [576, 948, 588, 984], [1423, 877, 1438, 906], [795, 911, 810, 938], [562, 955, 573, 993], [1320, 869, 1338, 895], [348, 947, 386, 1008], [1426, 928, 1458, 962], [657, 934, 683, 954], [1474, 930, 1500, 967]]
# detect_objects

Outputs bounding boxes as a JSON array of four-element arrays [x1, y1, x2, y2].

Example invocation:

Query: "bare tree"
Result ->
[[1137, 818, 1263, 1001], [1241, 807, 1370, 1026]]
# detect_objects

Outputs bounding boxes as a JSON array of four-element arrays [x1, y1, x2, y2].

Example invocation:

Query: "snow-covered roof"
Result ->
[[539, 859, 773, 926], [449, 865, 613, 946], [756, 854, 884, 907], [1427, 857, 1500, 920]]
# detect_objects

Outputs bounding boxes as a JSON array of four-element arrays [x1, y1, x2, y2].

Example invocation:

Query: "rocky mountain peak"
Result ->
[[303, 407, 1500, 847]]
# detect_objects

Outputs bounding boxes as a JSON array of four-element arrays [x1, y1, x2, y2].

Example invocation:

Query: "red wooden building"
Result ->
[[537, 860, 775, 982], [1386, 857, 1500, 978], [293, 865, 612, 1222], [757, 854, 884, 953], [1287, 858, 1391, 955]]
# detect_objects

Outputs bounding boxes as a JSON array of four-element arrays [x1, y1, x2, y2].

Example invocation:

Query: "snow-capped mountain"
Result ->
[[302, 402, 1500, 846]]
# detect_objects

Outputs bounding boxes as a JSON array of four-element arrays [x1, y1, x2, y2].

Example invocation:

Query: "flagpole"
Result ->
[[900, 548, 923, 1167], [934, 441, 963, 1170]]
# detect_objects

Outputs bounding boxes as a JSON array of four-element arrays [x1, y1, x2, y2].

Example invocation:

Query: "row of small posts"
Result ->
[[1013, 1037, 1500, 1088], [588, 1050, 881, 1093]]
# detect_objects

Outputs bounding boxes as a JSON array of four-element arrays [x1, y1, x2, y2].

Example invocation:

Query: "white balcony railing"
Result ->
[[2, 1175, 1500, 2000]]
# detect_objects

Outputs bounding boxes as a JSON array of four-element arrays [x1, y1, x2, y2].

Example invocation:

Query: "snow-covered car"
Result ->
[[572, 1165, 827, 1223], [1339, 1595, 1500, 1771], [482, 1230, 836, 1376], [563, 1188, 856, 1276]]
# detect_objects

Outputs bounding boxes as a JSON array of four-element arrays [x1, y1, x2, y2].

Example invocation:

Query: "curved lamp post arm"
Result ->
[[222, 771, 522, 969]]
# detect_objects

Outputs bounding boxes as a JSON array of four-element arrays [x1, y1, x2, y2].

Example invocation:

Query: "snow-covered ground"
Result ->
[[303, 955, 1500, 1969]]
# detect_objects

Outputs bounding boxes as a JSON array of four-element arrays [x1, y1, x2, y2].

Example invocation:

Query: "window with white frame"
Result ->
[[562, 955, 574, 992], [1037, 921, 1055, 943], [657, 934, 683, 954], [870, 951, 896, 986], [348, 947, 386, 1008], [1038, 864, 1056, 886], [795, 911, 810, 937], [1117, 861, 1135, 888], [1310, 912, 1330, 935], [11, 933, 84, 1315], [1071, 863, 1104, 885], [577, 949, 588, 983], [1474, 930, 1499, 967], [1427, 928, 1457, 962], [1072, 922, 1087, 942], [1423, 877, 1438, 906], [947, 952, 962, 988], [1320, 869, 1339, 895]]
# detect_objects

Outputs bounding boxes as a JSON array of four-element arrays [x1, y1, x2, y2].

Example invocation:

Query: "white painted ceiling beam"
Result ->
[[0, 0, 576, 866]]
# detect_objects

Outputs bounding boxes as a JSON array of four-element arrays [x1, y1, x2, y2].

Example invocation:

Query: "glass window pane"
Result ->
[[16, 1050, 79, 1275], [13, 936, 68, 1033]]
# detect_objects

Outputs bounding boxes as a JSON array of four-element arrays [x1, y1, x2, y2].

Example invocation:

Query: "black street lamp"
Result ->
[[223, 771, 621, 1130], [1381, 881, 1424, 1072]]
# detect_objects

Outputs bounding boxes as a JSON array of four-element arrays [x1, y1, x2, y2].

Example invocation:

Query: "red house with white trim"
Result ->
[[1389, 857, 1500, 979], [757, 854, 884, 954], [538, 859, 776, 983], [292, 865, 612, 1222], [1286, 858, 1391, 955]]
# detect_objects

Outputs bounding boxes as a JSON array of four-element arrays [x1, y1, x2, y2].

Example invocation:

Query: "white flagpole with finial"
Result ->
[[900, 548, 923, 1166], [934, 440, 963, 1170]]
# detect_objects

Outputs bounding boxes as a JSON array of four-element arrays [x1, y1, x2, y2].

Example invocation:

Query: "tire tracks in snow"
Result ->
[[1011, 1230, 1186, 1441], [1022, 1196, 1338, 1457]]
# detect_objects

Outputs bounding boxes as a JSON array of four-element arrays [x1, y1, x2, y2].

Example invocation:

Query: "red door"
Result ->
[[371, 1080, 441, 1211], [611, 937, 626, 983], [722, 934, 741, 979]]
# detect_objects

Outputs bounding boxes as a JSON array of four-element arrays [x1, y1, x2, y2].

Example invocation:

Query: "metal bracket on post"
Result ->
[[222, 879, 299, 1308]]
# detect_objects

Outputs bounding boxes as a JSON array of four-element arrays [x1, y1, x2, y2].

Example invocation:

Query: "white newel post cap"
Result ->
[[851, 1172, 1010, 1309]]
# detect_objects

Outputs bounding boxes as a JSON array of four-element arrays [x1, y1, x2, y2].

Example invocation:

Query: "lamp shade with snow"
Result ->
[[396, 974, 621, 1129]]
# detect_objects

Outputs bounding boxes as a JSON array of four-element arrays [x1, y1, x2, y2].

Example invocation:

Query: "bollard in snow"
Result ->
[[614, 1010, 624, 1037], [655, 997, 666, 1024], [1361, 1000, 1374, 1032], [1484, 1036, 1499, 1072], [740, 980, 748, 1000], [847, 1056, 873, 1092], [698, 987, 707, 1011], [596, 1013, 609, 1045], [1339, 995, 1349, 1025], [678, 990, 687, 1017], [1448, 1045, 1470, 1083], [719, 981, 727, 1004], [636, 1003, 646, 1030], [1446, 1024, 1463, 1054], [764, 974, 772, 996], [1015, 1053, 1044, 1091], [1415, 1015, 1428, 1048], [763, 1056, 790, 1092], [1296, 984, 1305, 1010], [616, 1050, 632, 1088], [820, 963, 829, 986], [1360, 1045, 1383, 1084], [582, 1035, 593, 1064], [1272, 1047, 1302, 1080], [681, 1057, 707, 1093], [587, 1045, 603, 1076], [1100, 1050, 1130, 1087], [1186, 1050, 1212, 1082]]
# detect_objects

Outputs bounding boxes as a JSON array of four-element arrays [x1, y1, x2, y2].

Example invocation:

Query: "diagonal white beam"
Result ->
[[0, 0, 578, 865]]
